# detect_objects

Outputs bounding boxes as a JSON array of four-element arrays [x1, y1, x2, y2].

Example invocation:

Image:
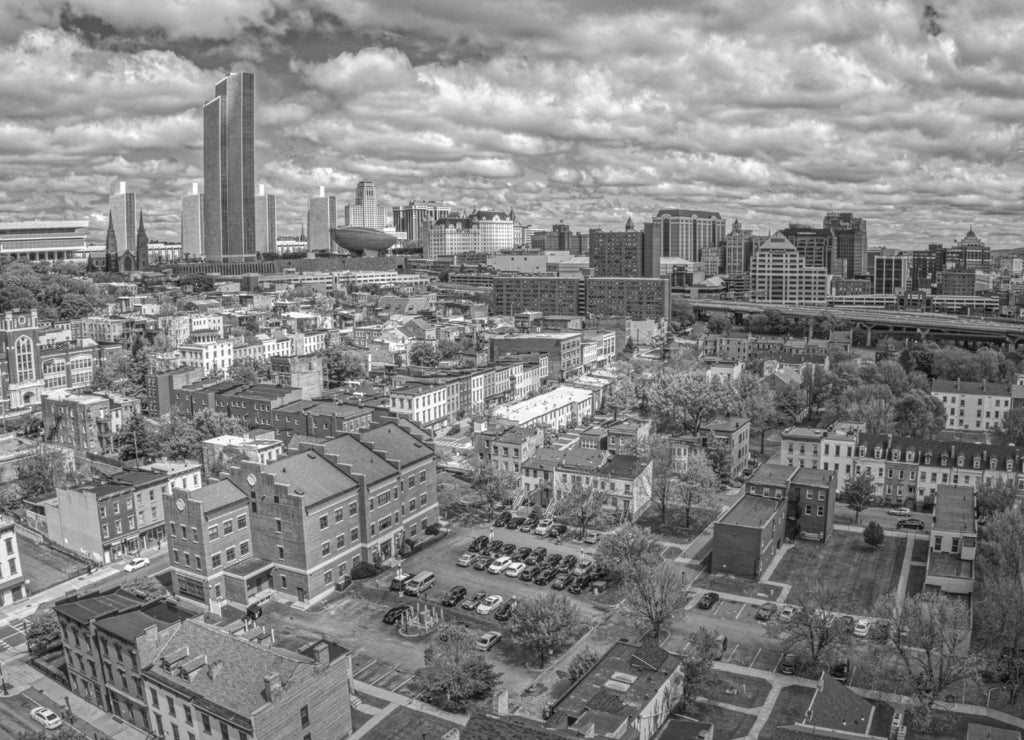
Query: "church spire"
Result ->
[[625, 216, 635, 231], [136, 211, 149, 269], [105, 210, 118, 273]]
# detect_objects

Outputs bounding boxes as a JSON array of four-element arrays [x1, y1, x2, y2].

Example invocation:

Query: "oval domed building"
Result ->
[[329, 227, 398, 257]]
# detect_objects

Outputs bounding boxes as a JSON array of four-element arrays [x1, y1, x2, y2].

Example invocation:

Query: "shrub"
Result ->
[[425, 522, 442, 536], [351, 561, 379, 580], [567, 648, 599, 682]]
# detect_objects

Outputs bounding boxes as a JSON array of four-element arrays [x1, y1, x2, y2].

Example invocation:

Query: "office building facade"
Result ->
[[649, 209, 726, 262], [427, 210, 515, 259], [343, 180, 390, 229], [254, 184, 276, 254], [203, 71, 256, 262], [306, 186, 337, 253], [589, 220, 658, 278], [180, 183, 204, 257], [749, 231, 830, 305], [823, 211, 867, 278], [106, 181, 138, 272], [873, 250, 911, 294], [392, 200, 451, 247]]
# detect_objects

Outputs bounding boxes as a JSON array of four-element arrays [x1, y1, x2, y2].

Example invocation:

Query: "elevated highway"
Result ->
[[689, 299, 1024, 346]]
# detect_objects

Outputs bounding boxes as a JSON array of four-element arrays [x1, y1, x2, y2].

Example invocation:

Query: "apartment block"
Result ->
[[179, 340, 234, 376], [491, 332, 582, 381], [931, 378, 1019, 431], [0, 516, 26, 606], [491, 386, 595, 432], [41, 389, 141, 456], [749, 231, 831, 305]]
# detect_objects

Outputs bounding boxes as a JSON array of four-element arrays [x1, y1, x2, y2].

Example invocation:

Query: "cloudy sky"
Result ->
[[2, 0, 1024, 248]]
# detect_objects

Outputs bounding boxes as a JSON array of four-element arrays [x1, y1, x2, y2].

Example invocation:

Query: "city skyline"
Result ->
[[1, 2, 1023, 248]]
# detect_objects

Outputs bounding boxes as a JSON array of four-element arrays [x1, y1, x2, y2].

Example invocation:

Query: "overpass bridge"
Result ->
[[689, 299, 1024, 347]]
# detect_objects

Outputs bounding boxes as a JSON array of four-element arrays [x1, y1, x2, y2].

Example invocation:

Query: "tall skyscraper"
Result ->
[[255, 184, 277, 254], [781, 223, 839, 274], [649, 209, 726, 262], [343, 180, 390, 229], [106, 181, 137, 272], [203, 71, 255, 262], [393, 201, 451, 247], [181, 182, 204, 257], [823, 212, 867, 278], [307, 186, 337, 253], [590, 218, 658, 278]]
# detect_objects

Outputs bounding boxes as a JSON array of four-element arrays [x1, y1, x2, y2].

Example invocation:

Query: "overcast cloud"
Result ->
[[1, 0, 1023, 248]]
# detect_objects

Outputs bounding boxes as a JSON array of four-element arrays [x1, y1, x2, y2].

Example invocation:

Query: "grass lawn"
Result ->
[[911, 539, 930, 562], [758, 686, 815, 739], [700, 669, 773, 708], [693, 573, 784, 600], [867, 699, 896, 736], [19, 535, 90, 592], [680, 701, 757, 739], [906, 565, 927, 597], [771, 532, 905, 614], [906, 711, 1023, 739], [636, 505, 718, 544]]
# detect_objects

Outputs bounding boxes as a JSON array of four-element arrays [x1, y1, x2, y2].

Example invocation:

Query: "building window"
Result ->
[[300, 705, 310, 728], [335, 508, 344, 523], [220, 721, 229, 740], [223, 519, 233, 535], [323, 570, 332, 585], [225, 547, 236, 562], [933, 536, 943, 552], [351, 527, 359, 542], [240, 541, 249, 556], [275, 519, 282, 533], [237, 514, 247, 529], [208, 525, 219, 541], [14, 335, 34, 383], [336, 534, 345, 549], [321, 541, 330, 556], [166, 696, 176, 717], [804, 504, 812, 516], [277, 545, 284, 560], [212, 554, 221, 569]]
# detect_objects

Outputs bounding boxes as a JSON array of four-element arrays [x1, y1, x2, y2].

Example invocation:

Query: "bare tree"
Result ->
[[550, 482, 608, 541], [623, 562, 690, 637], [593, 524, 663, 583], [767, 583, 850, 666], [677, 449, 718, 528]]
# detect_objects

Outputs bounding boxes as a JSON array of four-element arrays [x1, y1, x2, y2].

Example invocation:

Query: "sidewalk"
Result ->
[[0, 565, 121, 629], [3, 655, 147, 740]]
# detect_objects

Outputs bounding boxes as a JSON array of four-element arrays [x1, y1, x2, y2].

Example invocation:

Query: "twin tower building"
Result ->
[[105, 72, 378, 270]]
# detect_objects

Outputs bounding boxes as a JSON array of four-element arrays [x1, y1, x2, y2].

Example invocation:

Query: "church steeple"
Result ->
[[105, 211, 118, 273], [625, 216, 635, 231], [136, 211, 149, 269]]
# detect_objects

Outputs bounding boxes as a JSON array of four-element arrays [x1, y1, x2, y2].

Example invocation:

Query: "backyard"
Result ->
[[18, 535, 90, 593], [771, 531, 906, 614], [635, 504, 719, 545]]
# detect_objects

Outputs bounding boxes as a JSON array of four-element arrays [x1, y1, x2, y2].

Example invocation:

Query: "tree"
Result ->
[[604, 364, 637, 421], [801, 367, 835, 416], [975, 510, 1024, 702], [26, 609, 61, 656], [679, 627, 723, 712], [122, 575, 168, 600], [437, 338, 461, 360], [567, 648, 600, 682], [228, 357, 271, 385], [706, 312, 731, 334], [114, 414, 161, 462], [863, 521, 885, 549], [189, 407, 248, 442], [647, 370, 735, 435], [13, 445, 67, 503], [676, 449, 718, 529], [822, 384, 895, 434], [893, 389, 944, 438], [467, 458, 518, 519], [154, 413, 204, 462], [320, 338, 368, 387], [409, 341, 441, 367], [623, 562, 689, 636], [593, 524, 663, 583], [507, 593, 581, 667], [415, 623, 502, 711], [91, 349, 141, 395], [975, 478, 1017, 521], [735, 373, 776, 454], [872, 591, 982, 726], [774, 384, 807, 425], [641, 435, 679, 525], [768, 583, 850, 666], [997, 408, 1024, 448], [842, 472, 876, 524], [551, 482, 610, 541]]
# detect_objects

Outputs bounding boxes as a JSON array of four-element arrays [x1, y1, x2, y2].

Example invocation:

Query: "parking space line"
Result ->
[[725, 644, 740, 662], [352, 659, 378, 678], [773, 654, 784, 673], [734, 604, 746, 620], [372, 666, 397, 686], [749, 648, 761, 667], [712, 602, 723, 617], [392, 675, 414, 692]]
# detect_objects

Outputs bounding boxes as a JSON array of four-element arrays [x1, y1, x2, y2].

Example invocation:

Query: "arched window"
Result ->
[[14, 336, 34, 383]]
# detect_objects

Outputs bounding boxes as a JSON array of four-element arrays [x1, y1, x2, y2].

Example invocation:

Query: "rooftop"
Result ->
[[927, 551, 974, 580], [934, 484, 976, 533], [308, 435, 398, 486], [719, 494, 784, 528], [492, 386, 593, 422], [801, 672, 873, 733], [748, 463, 798, 488], [264, 451, 358, 505], [55, 589, 145, 625], [360, 422, 434, 466], [95, 601, 190, 642], [792, 468, 834, 487], [192, 479, 248, 514]]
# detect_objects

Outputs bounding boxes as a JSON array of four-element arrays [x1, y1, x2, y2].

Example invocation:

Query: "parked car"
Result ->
[[494, 511, 512, 527], [897, 518, 925, 530], [462, 591, 487, 611], [548, 523, 568, 538], [525, 547, 547, 565], [494, 601, 517, 621], [123, 557, 150, 572], [441, 586, 467, 606], [550, 572, 573, 590], [543, 553, 563, 568], [779, 652, 798, 675], [887, 507, 912, 517], [504, 562, 526, 578], [583, 531, 600, 545], [506, 516, 526, 530], [468, 535, 490, 553], [534, 519, 555, 536], [456, 552, 476, 567], [473, 556, 495, 571], [755, 602, 777, 621], [486, 539, 505, 555], [853, 618, 872, 638], [487, 556, 513, 574], [532, 567, 557, 585], [519, 517, 539, 533], [476, 595, 504, 615], [500, 542, 518, 557], [571, 560, 594, 578], [476, 631, 502, 651], [831, 657, 851, 684], [556, 555, 578, 574], [778, 605, 798, 622], [390, 573, 413, 592], [383, 604, 415, 625], [697, 592, 720, 610], [245, 603, 263, 621], [515, 546, 533, 561], [567, 575, 592, 594], [30, 707, 63, 730]]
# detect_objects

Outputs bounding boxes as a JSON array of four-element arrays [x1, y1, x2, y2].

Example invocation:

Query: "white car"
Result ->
[[504, 562, 526, 578], [30, 707, 63, 730], [534, 519, 554, 536], [487, 556, 513, 574], [123, 557, 150, 572], [476, 595, 504, 615], [887, 507, 911, 517], [853, 618, 872, 638], [778, 605, 798, 623], [476, 631, 502, 651]]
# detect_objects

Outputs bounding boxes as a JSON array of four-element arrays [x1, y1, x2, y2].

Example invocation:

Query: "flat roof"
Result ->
[[492, 386, 593, 420], [719, 495, 783, 528], [934, 485, 976, 534]]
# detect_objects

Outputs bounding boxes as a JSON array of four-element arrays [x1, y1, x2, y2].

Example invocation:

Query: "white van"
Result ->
[[403, 571, 436, 596]]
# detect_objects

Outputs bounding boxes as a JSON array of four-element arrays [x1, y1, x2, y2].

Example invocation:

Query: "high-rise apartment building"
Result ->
[[254, 183, 276, 254], [781, 223, 838, 274], [723, 219, 762, 276], [823, 212, 867, 278], [307, 186, 337, 253], [873, 249, 911, 294], [427, 210, 514, 259], [180, 182, 203, 257], [749, 231, 830, 305], [648, 209, 726, 262], [589, 218, 658, 278], [203, 71, 256, 262], [343, 180, 390, 229], [392, 200, 451, 247], [106, 181, 137, 272]]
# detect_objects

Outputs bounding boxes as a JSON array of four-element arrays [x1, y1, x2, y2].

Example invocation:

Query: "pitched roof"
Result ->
[[193, 478, 248, 513], [802, 672, 873, 732], [461, 715, 553, 740], [312, 434, 398, 486], [359, 705, 464, 740], [263, 451, 359, 505], [360, 422, 433, 466]]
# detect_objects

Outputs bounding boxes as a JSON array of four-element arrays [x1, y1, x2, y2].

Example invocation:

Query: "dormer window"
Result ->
[[906, 452, 915, 463], [940, 456, 948, 466], [859, 446, 867, 457], [973, 457, 981, 469], [957, 456, 965, 467], [874, 447, 882, 459], [990, 458, 998, 470], [891, 450, 900, 461]]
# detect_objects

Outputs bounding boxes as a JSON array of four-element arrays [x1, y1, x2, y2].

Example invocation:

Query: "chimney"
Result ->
[[313, 641, 330, 671], [264, 673, 284, 702], [492, 689, 510, 716], [441, 731, 460, 740], [207, 660, 224, 679]]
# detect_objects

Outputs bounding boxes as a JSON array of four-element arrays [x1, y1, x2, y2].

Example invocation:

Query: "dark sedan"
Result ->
[[556, 555, 578, 574], [515, 546, 532, 561], [567, 575, 592, 594], [499, 542, 518, 557], [548, 523, 568, 538], [519, 517, 539, 532], [519, 564, 540, 581], [897, 518, 925, 530], [525, 547, 547, 566], [542, 553, 563, 569], [532, 567, 557, 585], [441, 586, 467, 607], [473, 556, 495, 571], [697, 592, 720, 610], [382, 605, 414, 625], [550, 573, 572, 590], [494, 601, 517, 622], [468, 535, 490, 553], [486, 540, 505, 555], [494, 512, 512, 527], [461, 591, 487, 611], [506, 516, 526, 530]]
